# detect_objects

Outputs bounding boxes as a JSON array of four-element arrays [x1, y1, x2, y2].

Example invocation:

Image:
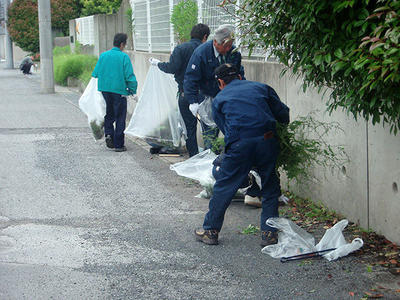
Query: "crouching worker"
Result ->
[[194, 63, 289, 246], [20, 56, 34, 75]]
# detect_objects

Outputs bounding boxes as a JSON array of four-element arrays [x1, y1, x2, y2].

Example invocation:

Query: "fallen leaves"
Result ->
[[364, 291, 384, 298], [389, 268, 400, 276]]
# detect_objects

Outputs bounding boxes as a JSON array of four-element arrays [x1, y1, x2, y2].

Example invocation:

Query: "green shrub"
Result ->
[[275, 114, 347, 184], [7, 0, 80, 53], [80, 0, 122, 16], [209, 114, 347, 185], [171, 0, 198, 43], [223, 0, 400, 134], [78, 69, 94, 85], [53, 45, 71, 57], [53, 54, 97, 86]]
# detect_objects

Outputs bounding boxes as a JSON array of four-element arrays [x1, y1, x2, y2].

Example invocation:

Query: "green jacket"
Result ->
[[92, 47, 137, 95]]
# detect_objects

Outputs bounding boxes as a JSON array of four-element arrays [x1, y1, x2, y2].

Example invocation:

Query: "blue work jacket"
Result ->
[[184, 40, 245, 104], [92, 47, 138, 96], [158, 38, 202, 92], [212, 79, 289, 147]]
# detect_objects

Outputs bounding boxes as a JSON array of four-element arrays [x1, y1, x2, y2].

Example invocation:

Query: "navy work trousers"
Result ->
[[178, 93, 219, 156], [203, 136, 281, 232], [102, 91, 127, 149], [178, 92, 198, 157]]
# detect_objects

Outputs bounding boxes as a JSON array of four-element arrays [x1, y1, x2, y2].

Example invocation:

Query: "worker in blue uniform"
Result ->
[[183, 24, 245, 150], [194, 64, 290, 246], [149, 24, 210, 157]]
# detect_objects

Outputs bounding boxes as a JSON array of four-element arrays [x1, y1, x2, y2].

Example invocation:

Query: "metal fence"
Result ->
[[131, 0, 267, 58], [75, 16, 95, 46]]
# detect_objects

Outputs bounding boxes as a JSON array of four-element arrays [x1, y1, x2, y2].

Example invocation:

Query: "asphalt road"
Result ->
[[0, 64, 397, 299]]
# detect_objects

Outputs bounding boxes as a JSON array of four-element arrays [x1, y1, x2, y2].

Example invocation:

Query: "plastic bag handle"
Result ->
[[280, 248, 336, 263]]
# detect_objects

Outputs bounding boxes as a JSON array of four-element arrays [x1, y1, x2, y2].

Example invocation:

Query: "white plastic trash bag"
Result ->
[[170, 149, 217, 186], [261, 218, 316, 258], [170, 149, 217, 198], [79, 77, 106, 140], [125, 65, 183, 147], [261, 218, 363, 261], [198, 96, 217, 127], [316, 220, 364, 261]]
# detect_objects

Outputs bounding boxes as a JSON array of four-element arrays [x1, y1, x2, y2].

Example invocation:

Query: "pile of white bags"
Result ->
[[125, 65, 185, 147], [78, 78, 106, 140], [262, 218, 364, 261]]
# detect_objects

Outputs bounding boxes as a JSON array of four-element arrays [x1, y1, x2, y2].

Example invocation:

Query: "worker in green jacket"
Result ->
[[92, 33, 138, 152]]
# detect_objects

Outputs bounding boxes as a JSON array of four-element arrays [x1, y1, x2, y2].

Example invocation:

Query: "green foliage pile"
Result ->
[[171, 0, 198, 43], [276, 114, 347, 183], [90, 120, 105, 140], [80, 0, 122, 16], [223, 0, 400, 134], [209, 114, 347, 185], [7, 0, 80, 53], [53, 52, 97, 86]]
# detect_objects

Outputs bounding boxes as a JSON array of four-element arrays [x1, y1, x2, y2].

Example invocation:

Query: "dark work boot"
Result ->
[[194, 228, 219, 245], [114, 146, 127, 152], [261, 231, 278, 247], [105, 135, 114, 149]]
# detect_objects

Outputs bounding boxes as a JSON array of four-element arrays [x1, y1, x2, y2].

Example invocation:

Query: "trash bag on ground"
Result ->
[[261, 218, 363, 261], [261, 218, 315, 258], [315, 219, 364, 261], [170, 150, 274, 199], [79, 78, 106, 140], [170, 149, 217, 187], [125, 65, 184, 147], [198, 96, 217, 127]]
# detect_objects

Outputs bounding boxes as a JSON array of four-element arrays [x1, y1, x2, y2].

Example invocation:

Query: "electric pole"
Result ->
[[4, 0, 14, 69], [38, 0, 54, 93]]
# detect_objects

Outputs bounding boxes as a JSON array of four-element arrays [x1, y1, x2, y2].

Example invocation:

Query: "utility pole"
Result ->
[[4, 0, 14, 69], [38, 0, 54, 93]]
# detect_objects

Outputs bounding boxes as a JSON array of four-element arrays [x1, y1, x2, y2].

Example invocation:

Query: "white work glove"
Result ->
[[189, 103, 199, 117], [149, 57, 160, 66]]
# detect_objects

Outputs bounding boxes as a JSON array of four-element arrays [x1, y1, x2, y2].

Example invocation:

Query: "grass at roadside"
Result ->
[[53, 45, 97, 86]]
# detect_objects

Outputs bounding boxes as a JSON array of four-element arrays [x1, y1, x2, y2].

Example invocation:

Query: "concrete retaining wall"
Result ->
[[128, 50, 400, 244], [69, 0, 133, 57]]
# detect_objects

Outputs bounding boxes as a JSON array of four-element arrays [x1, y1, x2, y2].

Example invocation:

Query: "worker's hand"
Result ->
[[149, 57, 160, 66], [189, 103, 199, 117]]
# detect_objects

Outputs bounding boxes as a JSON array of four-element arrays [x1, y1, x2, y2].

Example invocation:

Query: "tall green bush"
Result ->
[[209, 114, 347, 185], [7, 0, 81, 53], [80, 0, 122, 16], [53, 45, 72, 57], [171, 0, 198, 43], [223, 0, 400, 134], [53, 54, 97, 86]]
